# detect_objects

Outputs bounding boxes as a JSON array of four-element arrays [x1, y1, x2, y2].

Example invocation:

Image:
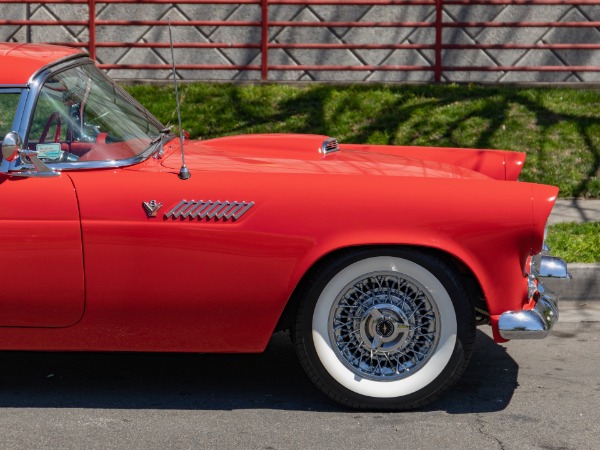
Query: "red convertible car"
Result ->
[[0, 43, 569, 410]]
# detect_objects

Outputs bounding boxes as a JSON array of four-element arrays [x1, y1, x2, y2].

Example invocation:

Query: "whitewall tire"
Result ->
[[294, 248, 476, 410]]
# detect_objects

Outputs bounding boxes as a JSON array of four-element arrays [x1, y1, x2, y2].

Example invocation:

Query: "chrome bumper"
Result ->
[[498, 255, 570, 340]]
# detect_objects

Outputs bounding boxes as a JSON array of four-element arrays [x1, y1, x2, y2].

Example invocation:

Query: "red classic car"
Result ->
[[0, 42, 569, 410]]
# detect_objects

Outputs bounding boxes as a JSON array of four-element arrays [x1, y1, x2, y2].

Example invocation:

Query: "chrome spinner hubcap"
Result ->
[[329, 271, 440, 381], [359, 304, 410, 358]]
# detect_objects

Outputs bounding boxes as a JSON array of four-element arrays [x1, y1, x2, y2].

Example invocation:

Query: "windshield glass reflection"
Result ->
[[29, 64, 163, 164]]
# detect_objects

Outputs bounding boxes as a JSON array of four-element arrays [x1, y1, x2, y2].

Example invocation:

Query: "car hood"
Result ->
[[160, 133, 493, 180]]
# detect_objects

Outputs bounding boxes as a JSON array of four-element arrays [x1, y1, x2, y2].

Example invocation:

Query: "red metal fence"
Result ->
[[1, 0, 600, 81]]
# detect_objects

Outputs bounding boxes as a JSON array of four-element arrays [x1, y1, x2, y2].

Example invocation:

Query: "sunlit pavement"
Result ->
[[556, 300, 600, 322]]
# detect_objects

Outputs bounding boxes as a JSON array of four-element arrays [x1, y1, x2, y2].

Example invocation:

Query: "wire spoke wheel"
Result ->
[[294, 249, 475, 410], [330, 272, 440, 381]]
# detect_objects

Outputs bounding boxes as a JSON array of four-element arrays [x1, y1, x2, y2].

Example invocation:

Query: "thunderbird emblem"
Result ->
[[143, 200, 163, 218]]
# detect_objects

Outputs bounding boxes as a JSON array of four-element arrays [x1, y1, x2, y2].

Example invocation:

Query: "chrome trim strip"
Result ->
[[8, 170, 60, 178], [11, 149, 169, 172]]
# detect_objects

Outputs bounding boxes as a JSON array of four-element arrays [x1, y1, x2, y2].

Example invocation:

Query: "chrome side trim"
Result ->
[[44, 140, 173, 171], [164, 200, 254, 220], [9, 170, 60, 178]]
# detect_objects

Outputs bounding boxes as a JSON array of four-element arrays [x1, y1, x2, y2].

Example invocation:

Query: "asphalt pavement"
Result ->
[[0, 325, 598, 449]]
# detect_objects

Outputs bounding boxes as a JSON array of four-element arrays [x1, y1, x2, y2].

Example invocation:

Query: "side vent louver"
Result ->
[[165, 200, 254, 220], [321, 137, 340, 155]]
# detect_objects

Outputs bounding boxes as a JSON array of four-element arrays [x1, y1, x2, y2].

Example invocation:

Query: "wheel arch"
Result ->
[[275, 244, 487, 333]]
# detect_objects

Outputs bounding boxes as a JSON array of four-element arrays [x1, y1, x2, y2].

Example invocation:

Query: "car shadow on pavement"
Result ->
[[0, 329, 517, 413]]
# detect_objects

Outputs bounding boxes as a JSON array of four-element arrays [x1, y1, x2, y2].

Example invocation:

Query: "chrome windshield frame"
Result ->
[[13, 55, 169, 172]]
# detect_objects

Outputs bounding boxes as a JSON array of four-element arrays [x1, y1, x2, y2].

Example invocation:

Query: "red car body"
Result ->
[[0, 43, 569, 409]]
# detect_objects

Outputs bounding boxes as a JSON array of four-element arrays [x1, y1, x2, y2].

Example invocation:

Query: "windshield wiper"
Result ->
[[147, 127, 176, 159], [150, 127, 175, 145]]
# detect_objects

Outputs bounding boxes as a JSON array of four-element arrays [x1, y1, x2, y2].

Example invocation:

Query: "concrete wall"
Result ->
[[2, 2, 599, 82]]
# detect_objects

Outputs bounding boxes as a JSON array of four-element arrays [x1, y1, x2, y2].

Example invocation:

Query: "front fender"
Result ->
[[281, 176, 539, 323]]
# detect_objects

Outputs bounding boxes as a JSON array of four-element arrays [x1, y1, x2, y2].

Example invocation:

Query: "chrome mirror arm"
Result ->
[[1, 132, 59, 178], [18, 149, 59, 176]]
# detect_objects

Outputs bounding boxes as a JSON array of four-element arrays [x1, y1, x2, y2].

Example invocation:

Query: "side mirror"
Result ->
[[0, 131, 59, 178], [2, 131, 22, 162]]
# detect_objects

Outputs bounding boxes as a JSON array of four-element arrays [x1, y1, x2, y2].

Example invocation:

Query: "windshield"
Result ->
[[0, 92, 20, 138], [28, 63, 164, 164]]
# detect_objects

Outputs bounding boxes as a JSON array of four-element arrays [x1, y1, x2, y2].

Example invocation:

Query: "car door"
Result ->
[[0, 174, 84, 327]]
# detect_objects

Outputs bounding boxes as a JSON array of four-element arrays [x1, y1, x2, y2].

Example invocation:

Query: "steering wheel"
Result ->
[[39, 112, 62, 143]]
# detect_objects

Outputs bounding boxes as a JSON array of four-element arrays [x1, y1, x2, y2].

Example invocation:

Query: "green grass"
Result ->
[[125, 82, 600, 198], [546, 222, 600, 263]]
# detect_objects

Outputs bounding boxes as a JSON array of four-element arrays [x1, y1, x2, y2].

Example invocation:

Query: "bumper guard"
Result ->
[[498, 255, 570, 340]]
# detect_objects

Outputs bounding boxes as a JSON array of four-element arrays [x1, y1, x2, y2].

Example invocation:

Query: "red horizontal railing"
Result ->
[[1, 0, 599, 81]]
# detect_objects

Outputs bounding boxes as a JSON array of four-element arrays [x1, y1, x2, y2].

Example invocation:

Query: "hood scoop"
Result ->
[[320, 137, 340, 155]]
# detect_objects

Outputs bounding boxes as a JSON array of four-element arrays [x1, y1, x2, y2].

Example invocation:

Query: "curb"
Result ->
[[543, 263, 600, 302]]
